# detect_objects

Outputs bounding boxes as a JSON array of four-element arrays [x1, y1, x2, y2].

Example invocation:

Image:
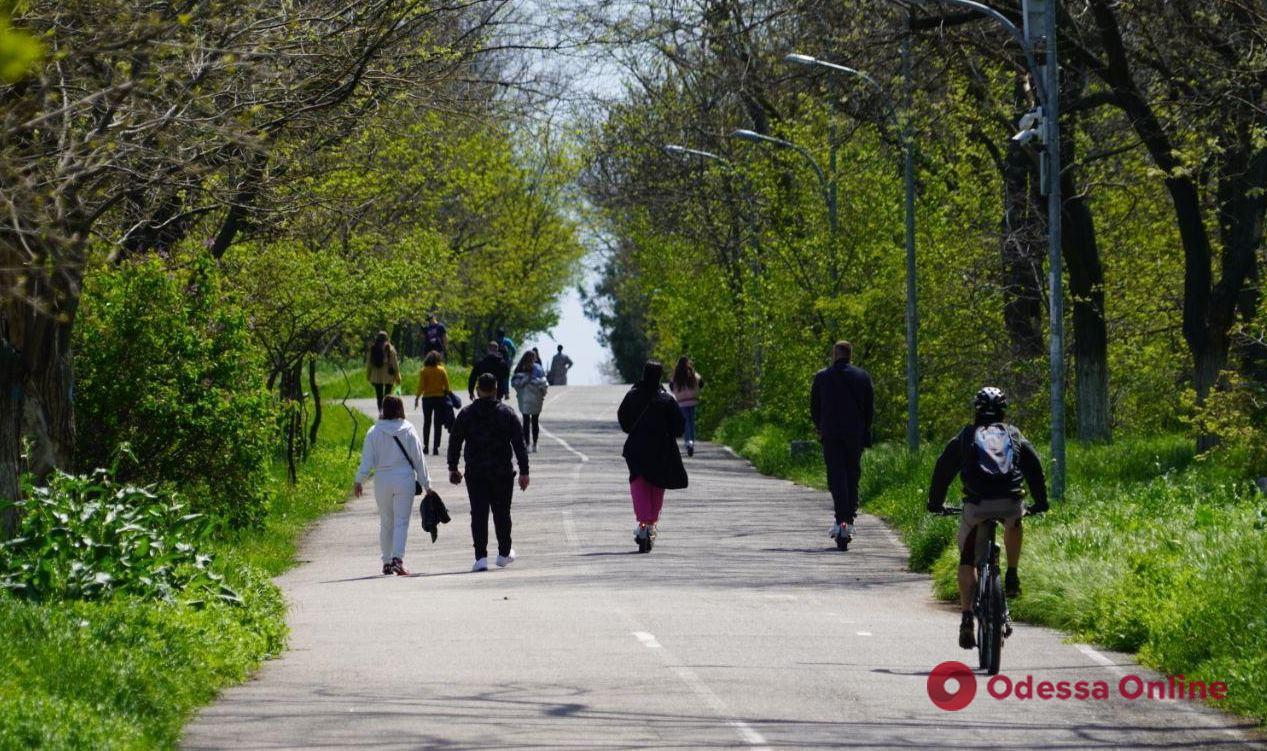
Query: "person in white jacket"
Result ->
[[354, 395, 431, 575]]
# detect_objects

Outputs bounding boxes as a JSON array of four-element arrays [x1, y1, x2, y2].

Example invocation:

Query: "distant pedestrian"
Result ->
[[366, 331, 401, 416], [810, 341, 874, 548], [548, 345, 573, 386], [495, 329, 516, 398], [469, 341, 510, 401], [449, 373, 530, 572], [354, 395, 431, 576], [618, 360, 687, 553], [414, 350, 451, 456], [669, 356, 704, 458], [512, 351, 549, 453], [422, 312, 448, 360]]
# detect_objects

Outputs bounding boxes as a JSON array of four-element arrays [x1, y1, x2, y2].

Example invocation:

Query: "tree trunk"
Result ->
[[1060, 73, 1112, 443], [0, 361, 21, 537], [308, 356, 322, 447]]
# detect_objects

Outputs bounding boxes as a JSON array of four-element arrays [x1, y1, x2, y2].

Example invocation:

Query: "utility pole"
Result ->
[[902, 19, 920, 451]]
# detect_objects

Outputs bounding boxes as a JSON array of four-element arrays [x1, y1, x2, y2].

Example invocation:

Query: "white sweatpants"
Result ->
[[375, 472, 416, 563]]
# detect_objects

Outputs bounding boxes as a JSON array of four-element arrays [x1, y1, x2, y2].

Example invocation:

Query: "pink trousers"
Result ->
[[630, 476, 666, 524]]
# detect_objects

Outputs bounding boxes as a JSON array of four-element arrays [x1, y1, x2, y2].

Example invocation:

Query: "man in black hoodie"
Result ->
[[449, 373, 529, 571], [468, 341, 510, 401], [810, 341, 874, 546]]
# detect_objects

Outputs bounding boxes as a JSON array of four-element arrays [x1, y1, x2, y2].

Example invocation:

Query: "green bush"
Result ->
[[0, 470, 237, 605], [74, 257, 277, 529]]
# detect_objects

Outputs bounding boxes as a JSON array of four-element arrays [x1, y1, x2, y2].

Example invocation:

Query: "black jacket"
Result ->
[[928, 423, 1049, 507], [468, 354, 510, 399], [810, 361, 874, 447], [447, 397, 529, 478], [618, 383, 687, 490], [419, 492, 451, 542]]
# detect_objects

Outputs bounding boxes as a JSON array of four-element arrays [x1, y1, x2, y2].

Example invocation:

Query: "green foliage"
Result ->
[[0, 5, 40, 82], [0, 398, 362, 749], [0, 573, 284, 750], [74, 257, 277, 529], [0, 470, 237, 605], [1192, 309, 1267, 476], [720, 415, 1267, 722]]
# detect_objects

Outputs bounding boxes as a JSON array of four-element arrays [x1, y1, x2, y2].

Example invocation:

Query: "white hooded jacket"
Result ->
[[356, 418, 431, 490]]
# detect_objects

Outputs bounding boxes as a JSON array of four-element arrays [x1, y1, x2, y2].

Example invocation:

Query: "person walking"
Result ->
[[810, 341, 874, 549], [618, 360, 687, 553], [669, 356, 704, 457], [422, 312, 448, 360], [512, 351, 549, 453], [366, 331, 402, 416], [469, 341, 510, 401], [495, 330, 516, 399], [449, 373, 530, 572], [414, 350, 451, 455], [354, 395, 431, 576], [548, 345, 573, 386]]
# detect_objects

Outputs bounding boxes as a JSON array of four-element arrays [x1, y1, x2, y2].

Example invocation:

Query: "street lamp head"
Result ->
[[731, 129, 765, 143], [662, 144, 688, 156], [784, 53, 818, 67]]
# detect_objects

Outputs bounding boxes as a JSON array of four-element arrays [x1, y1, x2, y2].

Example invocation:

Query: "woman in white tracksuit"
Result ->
[[354, 395, 431, 575]]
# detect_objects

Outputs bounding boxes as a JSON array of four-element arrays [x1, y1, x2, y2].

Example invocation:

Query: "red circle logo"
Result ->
[[927, 661, 977, 711]]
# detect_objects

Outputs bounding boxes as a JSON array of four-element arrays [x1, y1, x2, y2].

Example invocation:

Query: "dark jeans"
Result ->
[[468, 472, 514, 560], [522, 413, 540, 446], [822, 439, 863, 524], [421, 396, 446, 450], [373, 383, 390, 412], [679, 404, 697, 444]]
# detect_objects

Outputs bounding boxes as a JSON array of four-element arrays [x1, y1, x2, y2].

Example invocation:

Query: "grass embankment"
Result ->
[[716, 412, 1267, 723], [316, 358, 471, 401], [0, 405, 364, 750]]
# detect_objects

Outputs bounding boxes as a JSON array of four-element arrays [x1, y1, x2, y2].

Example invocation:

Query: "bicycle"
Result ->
[[934, 505, 1041, 675]]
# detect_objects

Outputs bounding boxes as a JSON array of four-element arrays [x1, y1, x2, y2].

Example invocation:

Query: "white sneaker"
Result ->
[[495, 549, 517, 567], [829, 522, 852, 540], [472, 557, 489, 572]]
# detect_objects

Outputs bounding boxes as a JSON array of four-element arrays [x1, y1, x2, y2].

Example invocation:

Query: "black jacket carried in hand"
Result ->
[[419, 491, 451, 543], [618, 383, 687, 490], [928, 422, 1048, 508], [468, 354, 510, 399], [810, 361, 875, 447], [448, 397, 528, 478]]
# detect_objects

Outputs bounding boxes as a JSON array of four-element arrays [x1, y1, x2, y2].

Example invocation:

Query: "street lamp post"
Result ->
[[923, 0, 1065, 500], [784, 44, 921, 452]]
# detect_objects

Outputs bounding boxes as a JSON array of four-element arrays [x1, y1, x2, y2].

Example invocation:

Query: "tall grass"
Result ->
[[0, 403, 365, 749], [716, 412, 1267, 723], [315, 357, 470, 401]]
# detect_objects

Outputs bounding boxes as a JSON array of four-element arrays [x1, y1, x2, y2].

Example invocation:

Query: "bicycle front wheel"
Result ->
[[985, 570, 1004, 675]]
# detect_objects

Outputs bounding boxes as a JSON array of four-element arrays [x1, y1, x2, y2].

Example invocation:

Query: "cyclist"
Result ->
[[926, 387, 1049, 649]]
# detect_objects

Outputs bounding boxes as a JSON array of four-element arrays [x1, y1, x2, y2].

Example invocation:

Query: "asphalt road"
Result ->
[[184, 385, 1262, 750]]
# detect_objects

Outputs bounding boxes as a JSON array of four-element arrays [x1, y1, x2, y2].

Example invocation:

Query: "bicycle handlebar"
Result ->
[[930, 504, 1046, 517]]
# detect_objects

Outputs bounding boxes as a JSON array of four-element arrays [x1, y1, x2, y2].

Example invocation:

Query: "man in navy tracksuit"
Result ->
[[810, 341, 874, 546]]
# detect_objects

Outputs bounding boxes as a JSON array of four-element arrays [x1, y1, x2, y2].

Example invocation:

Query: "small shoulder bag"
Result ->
[[391, 435, 425, 496]]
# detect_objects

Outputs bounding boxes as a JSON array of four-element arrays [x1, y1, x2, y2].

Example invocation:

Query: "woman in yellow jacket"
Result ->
[[366, 331, 401, 416], [414, 350, 451, 455]]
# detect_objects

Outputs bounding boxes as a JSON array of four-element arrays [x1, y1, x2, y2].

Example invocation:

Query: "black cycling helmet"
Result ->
[[974, 386, 1008, 417]]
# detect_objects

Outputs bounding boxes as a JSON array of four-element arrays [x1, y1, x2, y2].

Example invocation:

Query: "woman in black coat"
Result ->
[[618, 361, 687, 552]]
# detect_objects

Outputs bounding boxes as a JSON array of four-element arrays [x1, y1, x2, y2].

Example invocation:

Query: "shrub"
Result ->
[[0, 470, 239, 604], [74, 256, 277, 528]]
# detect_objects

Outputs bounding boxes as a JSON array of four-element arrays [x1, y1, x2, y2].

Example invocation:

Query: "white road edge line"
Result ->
[[671, 666, 771, 750], [1076, 644, 1256, 745]]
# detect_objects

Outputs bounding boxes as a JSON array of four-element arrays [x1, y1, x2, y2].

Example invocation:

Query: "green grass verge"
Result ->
[[315, 358, 470, 401], [715, 411, 1267, 724], [0, 404, 365, 750]]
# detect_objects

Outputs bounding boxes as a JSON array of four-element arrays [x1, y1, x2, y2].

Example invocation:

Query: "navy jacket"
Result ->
[[810, 361, 874, 447], [447, 398, 528, 478]]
